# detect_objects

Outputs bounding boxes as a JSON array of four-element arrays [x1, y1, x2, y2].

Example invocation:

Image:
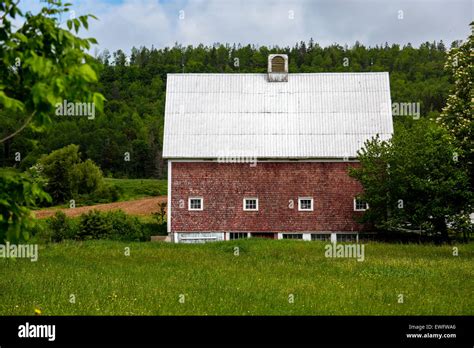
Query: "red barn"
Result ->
[[163, 54, 393, 243]]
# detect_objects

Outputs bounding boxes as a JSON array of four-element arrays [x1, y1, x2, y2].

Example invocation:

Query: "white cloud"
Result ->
[[21, 0, 473, 54]]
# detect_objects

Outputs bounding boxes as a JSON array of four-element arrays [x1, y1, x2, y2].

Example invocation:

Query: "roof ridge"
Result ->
[[167, 72, 389, 76]]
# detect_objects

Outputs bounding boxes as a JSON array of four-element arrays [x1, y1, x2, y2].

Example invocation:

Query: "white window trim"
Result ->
[[243, 197, 259, 211], [353, 198, 368, 211], [188, 197, 203, 211], [298, 197, 314, 211]]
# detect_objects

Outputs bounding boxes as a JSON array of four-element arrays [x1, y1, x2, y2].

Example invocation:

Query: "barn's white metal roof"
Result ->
[[163, 72, 393, 159]]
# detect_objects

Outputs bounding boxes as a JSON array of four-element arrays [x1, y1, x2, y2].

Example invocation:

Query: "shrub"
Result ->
[[77, 209, 146, 241], [152, 202, 167, 224], [156, 221, 167, 235], [71, 159, 103, 195], [30, 219, 51, 244], [47, 211, 76, 242], [77, 183, 121, 205], [106, 210, 143, 241], [151, 201, 168, 237], [42, 209, 151, 242], [77, 210, 113, 240], [141, 221, 167, 239], [103, 183, 121, 202]]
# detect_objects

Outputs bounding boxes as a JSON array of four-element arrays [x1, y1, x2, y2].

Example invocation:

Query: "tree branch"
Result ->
[[0, 111, 35, 144]]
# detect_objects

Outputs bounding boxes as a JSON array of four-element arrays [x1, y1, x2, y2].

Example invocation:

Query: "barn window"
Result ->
[[230, 232, 248, 240], [271, 56, 285, 72], [282, 233, 303, 240], [337, 234, 358, 242], [354, 198, 368, 211], [298, 197, 313, 211], [311, 233, 331, 241], [243, 197, 258, 211], [188, 197, 203, 211]]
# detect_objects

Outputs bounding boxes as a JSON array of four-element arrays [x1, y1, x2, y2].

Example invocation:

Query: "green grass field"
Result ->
[[104, 178, 167, 201], [0, 239, 472, 315]]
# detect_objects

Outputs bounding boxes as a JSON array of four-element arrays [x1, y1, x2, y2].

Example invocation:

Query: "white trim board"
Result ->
[[164, 159, 360, 163], [167, 160, 172, 233]]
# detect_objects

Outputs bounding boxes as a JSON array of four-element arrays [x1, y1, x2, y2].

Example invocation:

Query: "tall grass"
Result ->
[[0, 239, 472, 315]]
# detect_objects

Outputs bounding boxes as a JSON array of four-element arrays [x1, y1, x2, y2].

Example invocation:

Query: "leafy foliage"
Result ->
[[437, 21, 473, 184], [37, 144, 81, 203], [37, 144, 105, 204], [77, 210, 113, 240], [0, 0, 103, 242], [0, 169, 50, 242], [71, 159, 104, 195], [47, 210, 76, 242], [152, 202, 167, 224], [0, 0, 104, 139], [75, 209, 149, 241], [105, 210, 146, 241], [350, 119, 472, 240]]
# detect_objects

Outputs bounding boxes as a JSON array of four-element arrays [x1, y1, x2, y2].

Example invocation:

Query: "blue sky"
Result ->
[[21, 0, 473, 54]]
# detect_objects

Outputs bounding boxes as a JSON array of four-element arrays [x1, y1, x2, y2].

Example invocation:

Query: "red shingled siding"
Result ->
[[170, 162, 366, 233]]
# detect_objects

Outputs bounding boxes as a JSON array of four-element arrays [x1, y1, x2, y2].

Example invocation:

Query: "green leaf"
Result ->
[[73, 18, 80, 33], [93, 92, 106, 113], [79, 16, 88, 30], [0, 91, 25, 112], [15, 33, 28, 42], [78, 64, 97, 82], [46, 91, 61, 106]]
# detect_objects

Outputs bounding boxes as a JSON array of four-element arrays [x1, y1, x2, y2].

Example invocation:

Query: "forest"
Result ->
[[0, 39, 457, 179]]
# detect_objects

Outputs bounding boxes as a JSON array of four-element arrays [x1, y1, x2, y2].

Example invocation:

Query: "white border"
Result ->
[[243, 197, 259, 211], [188, 197, 204, 211], [298, 197, 314, 211]]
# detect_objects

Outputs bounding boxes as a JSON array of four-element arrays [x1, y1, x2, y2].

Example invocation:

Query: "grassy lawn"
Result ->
[[104, 178, 167, 201], [0, 239, 472, 315]]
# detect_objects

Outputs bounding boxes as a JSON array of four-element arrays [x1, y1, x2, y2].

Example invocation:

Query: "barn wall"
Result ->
[[170, 162, 366, 233]]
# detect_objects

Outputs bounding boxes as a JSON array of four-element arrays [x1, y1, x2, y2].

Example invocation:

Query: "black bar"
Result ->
[[0, 316, 472, 346]]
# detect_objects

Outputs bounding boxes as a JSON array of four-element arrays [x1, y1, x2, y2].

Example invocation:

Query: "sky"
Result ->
[[21, 0, 473, 54]]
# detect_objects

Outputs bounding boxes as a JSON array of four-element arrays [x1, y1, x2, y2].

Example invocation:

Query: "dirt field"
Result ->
[[34, 196, 167, 219]]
